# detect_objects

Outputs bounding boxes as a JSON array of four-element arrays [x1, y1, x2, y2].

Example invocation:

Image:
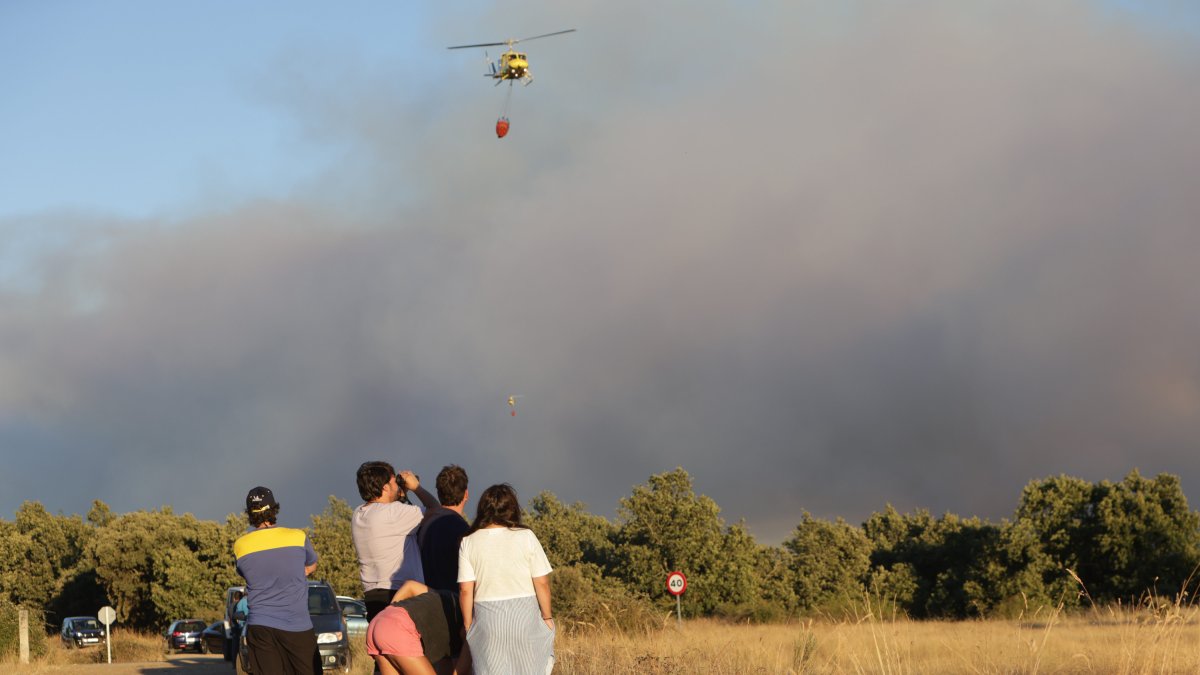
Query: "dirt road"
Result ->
[[10, 652, 232, 674]]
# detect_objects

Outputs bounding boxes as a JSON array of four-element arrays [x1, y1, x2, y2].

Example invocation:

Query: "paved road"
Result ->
[[11, 653, 233, 674]]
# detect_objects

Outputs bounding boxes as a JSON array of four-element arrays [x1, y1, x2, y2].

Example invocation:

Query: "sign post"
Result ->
[[666, 571, 687, 627], [98, 605, 116, 664]]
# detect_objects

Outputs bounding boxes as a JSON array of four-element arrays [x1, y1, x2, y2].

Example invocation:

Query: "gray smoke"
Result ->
[[3, 1, 1199, 542]]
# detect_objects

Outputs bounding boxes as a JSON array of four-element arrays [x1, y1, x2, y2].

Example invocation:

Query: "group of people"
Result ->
[[232, 463, 555, 675]]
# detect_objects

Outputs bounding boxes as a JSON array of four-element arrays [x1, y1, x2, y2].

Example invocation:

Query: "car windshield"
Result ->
[[73, 619, 101, 630], [308, 586, 338, 615], [178, 621, 206, 632]]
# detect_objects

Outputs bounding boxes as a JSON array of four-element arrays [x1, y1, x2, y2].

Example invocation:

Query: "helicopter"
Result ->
[[447, 29, 576, 86]]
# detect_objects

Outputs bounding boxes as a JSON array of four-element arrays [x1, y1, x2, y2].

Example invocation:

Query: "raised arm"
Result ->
[[398, 470, 440, 509]]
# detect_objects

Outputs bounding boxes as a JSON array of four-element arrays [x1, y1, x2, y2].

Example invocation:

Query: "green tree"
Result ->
[[1092, 471, 1200, 600], [863, 506, 1001, 618], [0, 502, 94, 617], [527, 491, 663, 632], [712, 521, 796, 622], [1012, 471, 1200, 605], [610, 467, 778, 617], [90, 508, 240, 628], [308, 496, 360, 597], [1009, 474, 1098, 603], [784, 512, 870, 612], [971, 517, 1061, 617], [527, 492, 617, 574]]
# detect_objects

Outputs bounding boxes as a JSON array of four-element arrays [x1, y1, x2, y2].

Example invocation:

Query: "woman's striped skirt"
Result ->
[[466, 595, 555, 675]]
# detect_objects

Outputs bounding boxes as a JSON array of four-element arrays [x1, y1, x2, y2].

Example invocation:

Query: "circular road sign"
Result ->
[[98, 606, 116, 625], [666, 571, 687, 596]]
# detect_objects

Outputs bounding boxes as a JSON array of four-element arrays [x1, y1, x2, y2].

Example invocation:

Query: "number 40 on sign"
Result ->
[[666, 571, 687, 626]]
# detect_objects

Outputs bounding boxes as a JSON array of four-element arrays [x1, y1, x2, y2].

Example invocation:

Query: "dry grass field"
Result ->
[[555, 607, 1200, 674], [8, 605, 1200, 674]]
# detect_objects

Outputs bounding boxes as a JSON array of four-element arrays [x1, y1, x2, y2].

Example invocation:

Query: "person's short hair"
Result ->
[[468, 483, 525, 534], [357, 461, 395, 501], [436, 465, 468, 506]]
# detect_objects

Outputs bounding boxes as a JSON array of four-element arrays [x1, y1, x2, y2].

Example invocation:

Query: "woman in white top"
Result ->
[[457, 483, 554, 675]]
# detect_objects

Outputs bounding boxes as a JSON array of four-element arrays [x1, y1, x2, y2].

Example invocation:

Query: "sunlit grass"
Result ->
[[6, 601, 1200, 674], [554, 607, 1200, 674], [2, 627, 166, 671]]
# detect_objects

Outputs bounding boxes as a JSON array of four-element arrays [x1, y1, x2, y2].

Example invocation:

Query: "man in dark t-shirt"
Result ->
[[416, 465, 470, 592]]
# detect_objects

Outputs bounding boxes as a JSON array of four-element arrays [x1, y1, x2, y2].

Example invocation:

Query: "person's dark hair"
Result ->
[[436, 464, 469, 506], [467, 483, 526, 534], [247, 504, 278, 527], [357, 461, 395, 501]]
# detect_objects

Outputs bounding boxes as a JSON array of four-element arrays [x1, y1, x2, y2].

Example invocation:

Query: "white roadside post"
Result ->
[[18, 608, 29, 664], [666, 571, 687, 628], [98, 605, 117, 664]]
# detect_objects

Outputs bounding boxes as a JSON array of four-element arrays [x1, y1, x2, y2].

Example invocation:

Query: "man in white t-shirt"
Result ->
[[351, 461, 440, 623]]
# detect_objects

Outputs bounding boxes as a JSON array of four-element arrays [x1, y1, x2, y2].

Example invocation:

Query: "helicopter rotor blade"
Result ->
[[447, 41, 508, 50], [513, 28, 576, 44]]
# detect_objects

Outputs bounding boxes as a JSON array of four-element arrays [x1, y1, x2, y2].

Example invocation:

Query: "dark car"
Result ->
[[201, 621, 227, 656], [165, 618, 208, 654], [237, 580, 351, 674], [60, 616, 106, 649]]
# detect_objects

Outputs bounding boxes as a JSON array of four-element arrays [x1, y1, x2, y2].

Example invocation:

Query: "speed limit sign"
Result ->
[[666, 571, 687, 596]]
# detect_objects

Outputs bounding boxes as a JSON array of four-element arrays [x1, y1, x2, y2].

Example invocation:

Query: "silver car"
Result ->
[[336, 596, 368, 639]]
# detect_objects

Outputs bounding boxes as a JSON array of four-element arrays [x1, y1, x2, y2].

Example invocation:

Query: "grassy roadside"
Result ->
[[7, 606, 1200, 674]]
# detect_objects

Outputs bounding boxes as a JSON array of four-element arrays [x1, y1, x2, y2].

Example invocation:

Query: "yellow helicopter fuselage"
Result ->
[[495, 50, 529, 80]]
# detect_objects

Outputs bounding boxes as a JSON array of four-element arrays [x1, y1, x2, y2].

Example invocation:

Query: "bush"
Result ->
[[714, 598, 788, 624], [551, 565, 662, 634], [0, 599, 47, 660]]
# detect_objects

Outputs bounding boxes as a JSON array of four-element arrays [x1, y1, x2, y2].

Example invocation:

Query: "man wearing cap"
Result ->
[[234, 486, 321, 674], [352, 462, 441, 624]]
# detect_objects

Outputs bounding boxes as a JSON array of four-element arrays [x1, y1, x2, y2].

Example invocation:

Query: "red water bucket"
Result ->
[[496, 117, 510, 138]]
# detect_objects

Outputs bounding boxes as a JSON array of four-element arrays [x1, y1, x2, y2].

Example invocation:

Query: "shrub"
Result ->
[[551, 565, 661, 634], [0, 599, 47, 660]]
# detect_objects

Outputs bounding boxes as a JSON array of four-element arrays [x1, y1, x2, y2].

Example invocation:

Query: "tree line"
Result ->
[[3, 467, 1199, 649]]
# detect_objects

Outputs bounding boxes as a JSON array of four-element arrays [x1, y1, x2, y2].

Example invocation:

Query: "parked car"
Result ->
[[336, 596, 368, 639], [236, 580, 351, 674], [60, 616, 106, 649], [200, 621, 227, 656], [164, 618, 208, 654]]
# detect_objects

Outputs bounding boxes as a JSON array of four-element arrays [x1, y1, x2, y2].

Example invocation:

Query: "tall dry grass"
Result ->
[[1, 627, 167, 672], [553, 597, 1200, 674], [7, 588, 1200, 674]]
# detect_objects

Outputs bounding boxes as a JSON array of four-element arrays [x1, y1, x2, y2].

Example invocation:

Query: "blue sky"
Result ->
[[1, 2, 437, 219], [3, 1, 1194, 220], [3, 1, 1200, 543]]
